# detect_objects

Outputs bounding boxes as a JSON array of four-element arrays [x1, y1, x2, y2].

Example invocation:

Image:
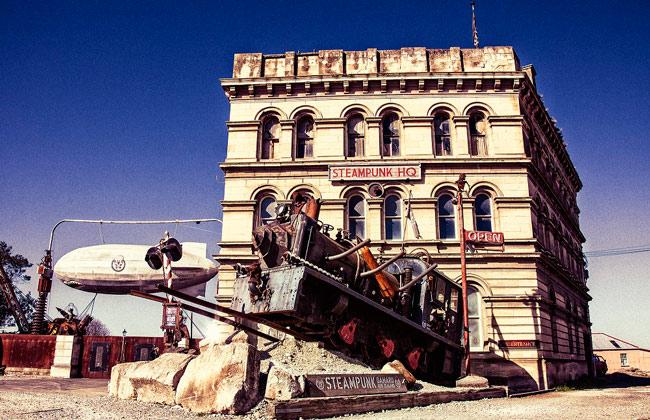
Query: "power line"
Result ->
[[584, 244, 650, 258]]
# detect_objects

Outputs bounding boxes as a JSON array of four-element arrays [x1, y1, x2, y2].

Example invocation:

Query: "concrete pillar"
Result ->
[[50, 335, 82, 378]]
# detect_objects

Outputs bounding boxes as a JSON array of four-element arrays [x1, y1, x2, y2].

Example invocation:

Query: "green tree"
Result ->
[[0, 241, 36, 327]]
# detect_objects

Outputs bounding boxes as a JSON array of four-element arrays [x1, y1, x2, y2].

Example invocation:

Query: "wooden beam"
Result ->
[[269, 387, 507, 419]]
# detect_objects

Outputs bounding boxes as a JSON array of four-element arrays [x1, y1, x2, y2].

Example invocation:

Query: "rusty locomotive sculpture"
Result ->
[[232, 193, 464, 385]]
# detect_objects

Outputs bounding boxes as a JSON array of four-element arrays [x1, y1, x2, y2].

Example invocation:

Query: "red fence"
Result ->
[[81, 336, 200, 379], [1, 334, 200, 378], [0, 334, 56, 371]]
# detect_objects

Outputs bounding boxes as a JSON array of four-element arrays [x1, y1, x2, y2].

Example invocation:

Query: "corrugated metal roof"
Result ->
[[592, 333, 647, 351]]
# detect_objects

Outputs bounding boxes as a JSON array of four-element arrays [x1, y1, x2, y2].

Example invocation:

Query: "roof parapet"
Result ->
[[232, 46, 520, 79]]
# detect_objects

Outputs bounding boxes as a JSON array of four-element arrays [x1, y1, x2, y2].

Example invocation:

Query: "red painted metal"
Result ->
[[377, 336, 395, 358], [81, 336, 200, 379], [464, 230, 504, 245], [338, 319, 359, 345], [456, 174, 471, 376], [0, 334, 56, 370], [406, 347, 423, 371]]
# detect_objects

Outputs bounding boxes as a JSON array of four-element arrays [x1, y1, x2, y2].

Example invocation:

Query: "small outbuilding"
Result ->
[[592, 333, 650, 372]]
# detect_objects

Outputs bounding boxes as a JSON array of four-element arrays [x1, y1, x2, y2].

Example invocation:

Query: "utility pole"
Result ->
[[455, 174, 471, 375]]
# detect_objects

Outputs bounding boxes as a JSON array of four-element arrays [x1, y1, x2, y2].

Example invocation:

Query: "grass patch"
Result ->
[[555, 377, 598, 391]]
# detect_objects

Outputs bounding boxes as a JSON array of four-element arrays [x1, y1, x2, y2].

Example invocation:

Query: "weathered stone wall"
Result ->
[[231, 46, 519, 79]]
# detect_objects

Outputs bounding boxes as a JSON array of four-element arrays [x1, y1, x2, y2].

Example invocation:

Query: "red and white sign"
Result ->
[[329, 164, 421, 181], [464, 230, 504, 245]]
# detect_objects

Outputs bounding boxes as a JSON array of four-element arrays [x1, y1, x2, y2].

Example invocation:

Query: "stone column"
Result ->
[[320, 199, 345, 233], [278, 120, 296, 160], [452, 116, 470, 157], [365, 117, 382, 159], [402, 116, 434, 157], [409, 197, 437, 239], [314, 118, 345, 160], [366, 198, 383, 241]]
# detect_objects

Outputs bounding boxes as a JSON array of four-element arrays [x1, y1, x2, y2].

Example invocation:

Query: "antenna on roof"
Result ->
[[471, 0, 480, 48]]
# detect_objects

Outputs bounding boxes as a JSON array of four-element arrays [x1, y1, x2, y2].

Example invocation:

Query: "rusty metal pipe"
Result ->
[[359, 251, 405, 278], [358, 247, 399, 299], [130, 290, 279, 342], [156, 285, 311, 341], [325, 238, 371, 261], [397, 263, 439, 292]]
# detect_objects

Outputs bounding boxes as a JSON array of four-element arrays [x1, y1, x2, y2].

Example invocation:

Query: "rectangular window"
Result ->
[[385, 219, 402, 240], [620, 353, 628, 367], [439, 217, 456, 239], [349, 219, 365, 239]]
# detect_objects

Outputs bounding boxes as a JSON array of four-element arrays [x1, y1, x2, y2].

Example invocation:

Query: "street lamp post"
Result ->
[[120, 328, 127, 363], [455, 174, 471, 376]]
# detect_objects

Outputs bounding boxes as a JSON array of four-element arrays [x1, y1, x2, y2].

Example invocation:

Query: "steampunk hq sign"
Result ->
[[329, 164, 422, 181], [305, 373, 407, 397]]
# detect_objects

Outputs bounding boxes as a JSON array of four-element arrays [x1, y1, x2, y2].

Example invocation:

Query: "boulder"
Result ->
[[175, 342, 260, 414], [381, 360, 417, 387], [108, 361, 147, 399], [264, 364, 305, 401], [129, 353, 194, 405], [456, 374, 490, 388]]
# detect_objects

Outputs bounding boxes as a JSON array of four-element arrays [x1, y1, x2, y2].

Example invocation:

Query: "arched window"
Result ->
[[296, 115, 314, 158], [260, 115, 280, 160], [469, 112, 488, 156], [467, 286, 483, 350], [346, 114, 365, 158], [347, 195, 365, 239], [474, 193, 493, 232], [381, 112, 401, 157], [384, 194, 402, 240], [437, 193, 456, 239], [258, 196, 277, 226], [433, 113, 451, 156]]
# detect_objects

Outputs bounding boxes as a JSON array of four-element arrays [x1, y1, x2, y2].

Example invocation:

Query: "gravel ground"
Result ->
[[2, 370, 648, 420], [261, 336, 448, 392]]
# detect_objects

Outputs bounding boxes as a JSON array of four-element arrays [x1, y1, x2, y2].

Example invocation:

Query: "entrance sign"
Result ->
[[464, 230, 504, 246], [498, 340, 539, 349], [305, 373, 407, 397], [329, 164, 421, 181]]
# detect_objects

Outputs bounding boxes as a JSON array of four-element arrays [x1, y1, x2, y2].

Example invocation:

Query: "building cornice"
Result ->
[[220, 157, 532, 172], [520, 79, 582, 191], [221, 73, 525, 101]]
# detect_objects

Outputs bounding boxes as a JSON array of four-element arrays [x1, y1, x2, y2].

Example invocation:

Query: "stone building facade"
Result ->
[[216, 46, 592, 391]]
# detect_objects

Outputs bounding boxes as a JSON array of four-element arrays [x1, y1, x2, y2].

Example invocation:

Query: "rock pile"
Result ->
[[109, 335, 261, 414], [109, 332, 450, 415]]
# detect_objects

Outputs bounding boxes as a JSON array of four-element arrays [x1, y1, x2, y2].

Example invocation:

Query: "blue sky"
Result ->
[[1, 1, 649, 347]]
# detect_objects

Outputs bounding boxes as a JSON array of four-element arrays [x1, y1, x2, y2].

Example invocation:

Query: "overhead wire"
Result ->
[[584, 244, 650, 258]]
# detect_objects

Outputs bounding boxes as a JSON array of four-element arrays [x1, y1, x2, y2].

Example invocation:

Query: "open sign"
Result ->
[[464, 230, 504, 245]]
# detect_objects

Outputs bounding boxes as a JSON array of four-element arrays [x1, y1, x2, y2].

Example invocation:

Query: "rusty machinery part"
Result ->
[[30, 252, 54, 334], [289, 191, 321, 219], [408, 247, 432, 265], [231, 191, 466, 384], [130, 290, 279, 343], [231, 259, 465, 384], [357, 246, 399, 299]]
